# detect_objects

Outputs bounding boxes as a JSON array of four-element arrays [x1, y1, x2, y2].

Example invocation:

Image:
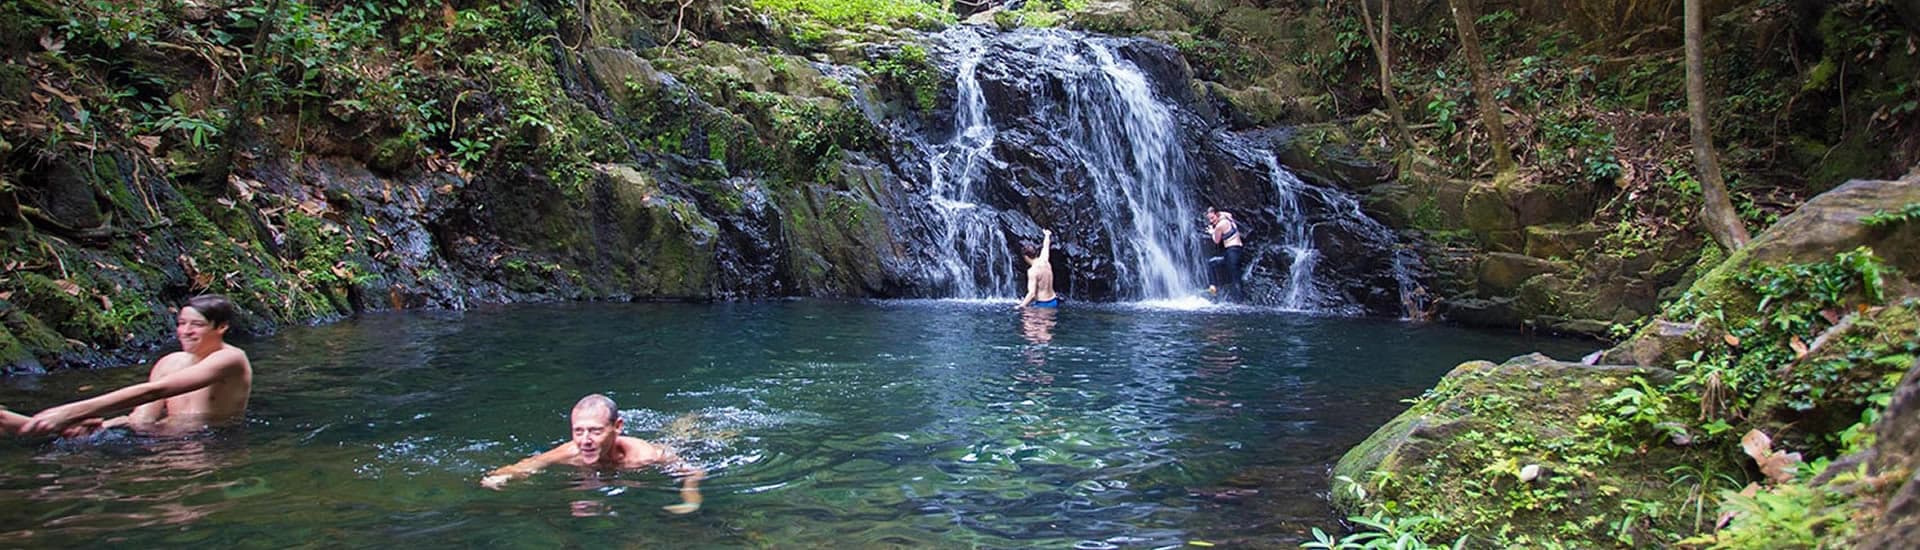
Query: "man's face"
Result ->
[[175, 307, 225, 349], [570, 408, 622, 466]]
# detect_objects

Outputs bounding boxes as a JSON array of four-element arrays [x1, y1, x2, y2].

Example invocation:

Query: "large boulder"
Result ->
[[1332, 354, 1722, 544], [1603, 174, 1920, 366]]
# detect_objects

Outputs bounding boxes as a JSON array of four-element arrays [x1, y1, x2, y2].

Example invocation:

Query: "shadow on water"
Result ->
[[0, 301, 1597, 547]]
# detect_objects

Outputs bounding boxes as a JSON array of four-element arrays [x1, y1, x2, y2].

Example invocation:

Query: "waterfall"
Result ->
[[1072, 43, 1204, 300], [897, 27, 1417, 315], [924, 30, 1015, 299], [1258, 153, 1319, 310], [922, 29, 1204, 301]]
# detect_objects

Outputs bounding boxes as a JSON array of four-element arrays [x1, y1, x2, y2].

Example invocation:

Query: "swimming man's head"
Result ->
[[570, 394, 623, 466]]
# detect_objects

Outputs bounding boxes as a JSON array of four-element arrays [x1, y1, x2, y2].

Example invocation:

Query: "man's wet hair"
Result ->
[[185, 295, 236, 328], [573, 394, 620, 424], [1021, 242, 1041, 259]]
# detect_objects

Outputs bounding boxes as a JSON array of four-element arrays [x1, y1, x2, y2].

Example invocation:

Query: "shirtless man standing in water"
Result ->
[[20, 295, 252, 438], [482, 394, 706, 514], [1016, 229, 1058, 309]]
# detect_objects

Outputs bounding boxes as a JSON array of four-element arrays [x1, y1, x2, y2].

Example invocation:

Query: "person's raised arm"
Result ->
[[21, 350, 244, 436], [482, 444, 571, 490], [1037, 229, 1052, 264]]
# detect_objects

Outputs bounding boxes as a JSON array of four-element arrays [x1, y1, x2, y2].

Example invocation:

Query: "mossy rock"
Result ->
[[1523, 223, 1606, 260], [1606, 174, 1920, 366], [1274, 124, 1390, 191], [1477, 252, 1564, 297], [1069, 0, 1191, 35], [583, 47, 670, 107], [1333, 354, 1722, 545]]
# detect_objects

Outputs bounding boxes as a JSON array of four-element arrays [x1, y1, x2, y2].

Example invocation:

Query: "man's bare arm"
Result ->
[[1037, 229, 1052, 263], [1017, 269, 1040, 308], [21, 350, 245, 436], [658, 452, 706, 514], [482, 444, 570, 489], [1, 407, 27, 435]]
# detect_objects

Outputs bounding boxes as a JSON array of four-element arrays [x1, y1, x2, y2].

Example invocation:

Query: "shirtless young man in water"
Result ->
[[482, 394, 706, 514], [1016, 229, 1058, 309], [19, 295, 252, 438]]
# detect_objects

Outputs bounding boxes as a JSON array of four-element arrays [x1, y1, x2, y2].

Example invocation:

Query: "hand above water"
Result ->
[[662, 502, 700, 515], [21, 404, 85, 437], [60, 418, 105, 439], [481, 474, 510, 490]]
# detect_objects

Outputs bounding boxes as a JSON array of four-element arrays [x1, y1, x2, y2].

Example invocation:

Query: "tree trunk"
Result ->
[[1684, 0, 1752, 250], [1357, 0, 1411, 147], [1448, 0, 1514, 174]]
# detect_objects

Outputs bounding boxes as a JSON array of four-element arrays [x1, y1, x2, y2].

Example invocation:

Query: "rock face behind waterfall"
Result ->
[[883, 27, 1414, 311]]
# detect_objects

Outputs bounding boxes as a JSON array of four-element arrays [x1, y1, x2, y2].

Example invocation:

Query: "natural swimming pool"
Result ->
[[0, 301, 1597, 547]]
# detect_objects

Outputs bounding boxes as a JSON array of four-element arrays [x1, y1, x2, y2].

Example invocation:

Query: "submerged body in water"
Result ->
[[17, 296, 252, 439], [482, 394, 704, 514]]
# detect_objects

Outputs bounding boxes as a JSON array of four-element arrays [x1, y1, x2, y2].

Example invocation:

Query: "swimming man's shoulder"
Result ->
[[619, 437, 675, 467]]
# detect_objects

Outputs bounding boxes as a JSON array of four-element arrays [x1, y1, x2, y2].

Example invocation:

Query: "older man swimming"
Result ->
[[482, 394, 705, 514]]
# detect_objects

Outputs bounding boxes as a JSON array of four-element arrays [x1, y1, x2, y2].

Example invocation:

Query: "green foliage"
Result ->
[[1692, 470, 1851, 548], [864, 43, 941, 112], [1424, 96, 1458, 136], [1305, 512, 1464, 550], [1175, 36, 1266, 85], [1860, 202, 1920, 228], [753, 0, 948, 47], [752, 0, 948, 27]]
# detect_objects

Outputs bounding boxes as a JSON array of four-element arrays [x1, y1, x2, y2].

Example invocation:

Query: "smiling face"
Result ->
[[569, 406, 622, 466], [175, 307, 227, 353]]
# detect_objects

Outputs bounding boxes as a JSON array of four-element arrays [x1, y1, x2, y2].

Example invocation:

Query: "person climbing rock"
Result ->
[[1206, 207, 1245, 301]]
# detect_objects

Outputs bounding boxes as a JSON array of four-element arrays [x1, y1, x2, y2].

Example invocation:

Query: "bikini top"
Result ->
[[1218, 218, 1240, 241]]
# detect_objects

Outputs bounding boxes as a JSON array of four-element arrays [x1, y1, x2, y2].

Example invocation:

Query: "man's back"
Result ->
[[1028, 263, 1056, 302]]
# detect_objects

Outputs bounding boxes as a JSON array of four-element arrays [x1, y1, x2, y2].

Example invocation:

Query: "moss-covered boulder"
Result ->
[[1604, 173, 1920, 366], [1332, 354, 1729, 546]]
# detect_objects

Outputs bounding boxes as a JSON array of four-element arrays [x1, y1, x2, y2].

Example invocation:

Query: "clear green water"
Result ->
[[0, 301, 1596, 548]]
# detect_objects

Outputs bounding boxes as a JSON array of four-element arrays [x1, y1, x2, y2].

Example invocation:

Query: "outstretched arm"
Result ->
[[1, 407, 27, 436], [1037, 229, 1052, 264], [659, 452, 706, 514], [21, 350, 245, 436], [483, 444, 571, 489]]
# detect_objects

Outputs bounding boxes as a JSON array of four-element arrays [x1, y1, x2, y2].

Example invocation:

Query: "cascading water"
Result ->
[[1258, 153, 1319, 311], [924, 31, 1015, 299], [1071, 44, 1205, 300], [895, 26, 1419, 315], [922, 29, 1204, 301]]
